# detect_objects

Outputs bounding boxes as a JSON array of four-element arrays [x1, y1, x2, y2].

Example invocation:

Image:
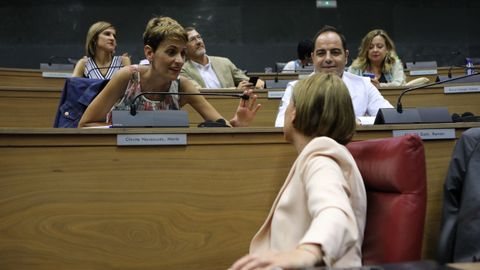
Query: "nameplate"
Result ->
[[117, 134, 187, 146], [268, 91, 285, 99], [42, 72, 73, 78], [409, 69, 438, 76], [444, 85, 480, 94], [392, 129, 455, 140]]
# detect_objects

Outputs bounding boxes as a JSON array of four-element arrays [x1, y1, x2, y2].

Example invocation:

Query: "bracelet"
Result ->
[[297, 245, 323, 263]]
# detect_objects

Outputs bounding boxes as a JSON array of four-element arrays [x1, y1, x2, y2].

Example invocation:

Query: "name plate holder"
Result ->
[[111, 110, 189, 128], [392, 128, 455, 140], [406, 61, 438, 76], [40, 63, 73, 78], [117, 134, 187, 146], [438, 74, 480, 93], [444, 85, 480, 93], [267, 90, 285, 99], [265, 79, 293, 89]]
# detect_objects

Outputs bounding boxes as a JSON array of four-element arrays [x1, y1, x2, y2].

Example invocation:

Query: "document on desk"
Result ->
[[357, 116, 375, 125]]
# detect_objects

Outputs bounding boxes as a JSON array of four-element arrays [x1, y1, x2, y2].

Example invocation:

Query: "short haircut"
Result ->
[[85, 21, 115, 58], [292, 73, 356, 145], [312, 25, 347, 51], [297, 39, 314, 60], [143, 16, 188, 52]]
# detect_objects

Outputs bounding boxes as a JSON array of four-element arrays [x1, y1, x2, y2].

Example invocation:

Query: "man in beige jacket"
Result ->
[[180, 27, 264, 90]]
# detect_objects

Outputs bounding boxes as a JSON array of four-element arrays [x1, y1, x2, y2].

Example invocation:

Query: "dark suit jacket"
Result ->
[[438, 127, 480, 263]]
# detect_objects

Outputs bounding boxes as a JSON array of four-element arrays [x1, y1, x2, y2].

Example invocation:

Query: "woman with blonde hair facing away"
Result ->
[[72, 21, 131, 79], [78, 17, 259, 128], [230, 73, 367, 269], [348, 29, 405, 87]]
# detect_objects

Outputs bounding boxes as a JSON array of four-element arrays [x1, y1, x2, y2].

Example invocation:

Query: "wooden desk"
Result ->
[[1, 83, 480, 129], [380, 84, 480, 116], [1, 123, 479, 269], [448, 262, 480, 270], [252, 67, 470, 84], [1, 65, 479, 129], [247, 72, 298, 81], [0, 86, 279, 128], [0, 67, 66, 88]]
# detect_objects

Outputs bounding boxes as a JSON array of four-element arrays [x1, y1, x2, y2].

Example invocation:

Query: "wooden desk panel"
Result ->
[[0, 87, 280, 128], [0, 67, 66, 88], [1, 83, 479, 129], [405, 66, 479, 83], [1, 123, 480, 269], [379, 86, 480, 116]]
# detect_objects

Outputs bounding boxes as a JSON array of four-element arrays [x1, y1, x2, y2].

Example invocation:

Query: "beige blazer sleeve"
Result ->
[[210, 56, 249, 88]]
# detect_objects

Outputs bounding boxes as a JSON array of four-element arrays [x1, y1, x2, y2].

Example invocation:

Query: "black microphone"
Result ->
[[274, 64, 279, 83], [48, 56, 77, 66], [86, 65, 124, 77], [397, 71, 480, 113], [129, 91, 250, 116]]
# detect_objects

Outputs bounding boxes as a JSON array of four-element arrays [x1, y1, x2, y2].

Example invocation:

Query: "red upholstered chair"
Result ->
[[346, 134, 427, 265]]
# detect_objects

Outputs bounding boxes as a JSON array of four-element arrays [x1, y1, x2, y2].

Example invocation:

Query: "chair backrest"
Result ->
[[275, 62, 287, 73], [346, 134, 427, 265], [53, 77, 109, 128]]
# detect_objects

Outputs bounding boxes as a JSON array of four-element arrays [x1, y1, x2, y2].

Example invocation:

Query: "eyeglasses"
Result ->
[[188, 35, 202, 42]]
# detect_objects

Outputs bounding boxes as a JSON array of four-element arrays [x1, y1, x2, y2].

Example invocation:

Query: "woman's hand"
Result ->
[[370, 77, 380, 88], [229, 89, 261, 127], [229, 245, 322, 270]]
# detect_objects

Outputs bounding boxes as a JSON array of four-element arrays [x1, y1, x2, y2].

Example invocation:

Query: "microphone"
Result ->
[[375, 71, 480, 124], [86, 65, 124, 78], [274, 63, 280, 83], [129, 91, 249, 116], [48, 56, 77, 66], [110, 91, 249, 128]]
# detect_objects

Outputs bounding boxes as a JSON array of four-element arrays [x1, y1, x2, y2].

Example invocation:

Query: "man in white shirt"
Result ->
[[282, 39, 313, 73], [180, 27, 264, 90], [275, 25, 393, 127]]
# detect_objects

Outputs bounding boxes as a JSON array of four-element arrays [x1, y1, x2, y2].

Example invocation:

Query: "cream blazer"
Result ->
[[180, 55, 249, 88], [250, 137, 367, 267]]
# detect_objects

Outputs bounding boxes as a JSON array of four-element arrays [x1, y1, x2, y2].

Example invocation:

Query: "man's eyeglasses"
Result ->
[[188, 35, 202, 42]]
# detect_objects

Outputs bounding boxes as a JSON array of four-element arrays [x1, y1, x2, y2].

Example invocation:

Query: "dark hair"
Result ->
[[297, 39, 313, 60], [312, 25, 347, 51]]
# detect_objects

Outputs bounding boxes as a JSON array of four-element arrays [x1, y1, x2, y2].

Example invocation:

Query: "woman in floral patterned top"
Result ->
[[79, 16, 260, 128]]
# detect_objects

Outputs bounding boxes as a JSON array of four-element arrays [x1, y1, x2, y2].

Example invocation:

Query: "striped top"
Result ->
[[84, 56, 123, 79]]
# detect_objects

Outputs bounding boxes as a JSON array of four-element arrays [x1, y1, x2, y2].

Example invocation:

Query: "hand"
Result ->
[[370, 77, 380, 88], [229, 89, 261, 127], [229, 247, 320, 270], [237, 80, 255, 91]]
